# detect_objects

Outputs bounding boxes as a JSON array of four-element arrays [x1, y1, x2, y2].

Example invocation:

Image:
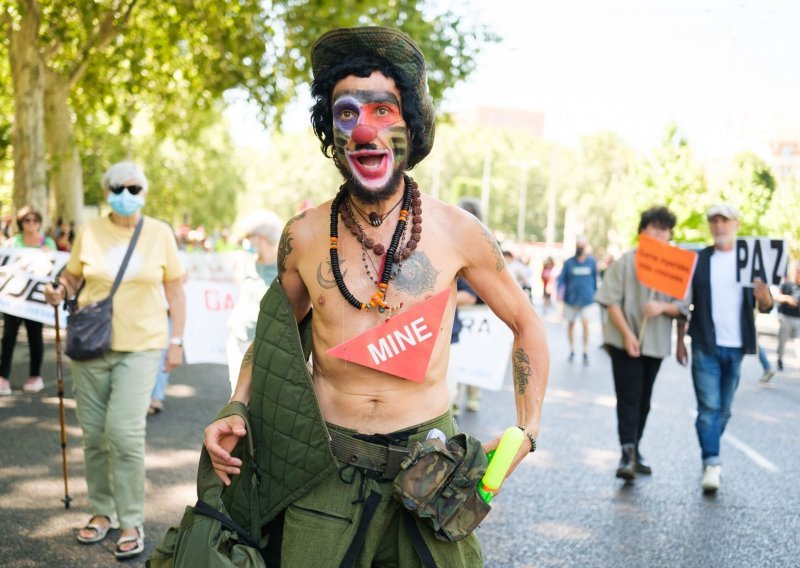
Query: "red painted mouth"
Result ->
[[347, 150, 393, 185]]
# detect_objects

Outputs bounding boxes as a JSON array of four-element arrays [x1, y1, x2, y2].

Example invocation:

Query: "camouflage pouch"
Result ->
[[392, 433, 491, 542]]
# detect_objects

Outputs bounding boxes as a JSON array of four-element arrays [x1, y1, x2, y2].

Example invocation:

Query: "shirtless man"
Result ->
[[204, 26, 549, 566]]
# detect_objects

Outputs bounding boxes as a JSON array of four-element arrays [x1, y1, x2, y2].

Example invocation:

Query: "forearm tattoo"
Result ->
[[393, 251, 439, 296], [513, 348, 531, 395], [277, 212, 305, 277], [474, 217, 504, 272], [241, 344, 254, 370]]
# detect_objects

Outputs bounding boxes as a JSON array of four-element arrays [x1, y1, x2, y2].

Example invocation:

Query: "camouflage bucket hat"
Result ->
[[311, 26, 435, 166], [392, 432, 491, 542]]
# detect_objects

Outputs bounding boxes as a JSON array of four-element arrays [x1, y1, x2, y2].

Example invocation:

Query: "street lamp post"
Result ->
[[517, 165, 528, 244], [512, 159, 539, 244]]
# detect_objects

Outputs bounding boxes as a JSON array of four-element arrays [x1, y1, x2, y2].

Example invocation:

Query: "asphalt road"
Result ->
[[1, 305, 798, 567]]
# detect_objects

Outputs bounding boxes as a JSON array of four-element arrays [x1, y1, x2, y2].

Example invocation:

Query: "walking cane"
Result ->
[[52, 281, 72, 509]]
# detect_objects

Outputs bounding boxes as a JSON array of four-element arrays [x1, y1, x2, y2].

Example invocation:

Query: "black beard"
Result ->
[[336, 162, 406, 205]]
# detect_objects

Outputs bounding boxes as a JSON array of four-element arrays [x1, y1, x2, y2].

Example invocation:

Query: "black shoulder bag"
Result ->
[[65, 217, 144, 361]]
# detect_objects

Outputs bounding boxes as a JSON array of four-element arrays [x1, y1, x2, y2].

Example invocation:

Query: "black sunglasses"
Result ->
[[110, 185, 144, 195]]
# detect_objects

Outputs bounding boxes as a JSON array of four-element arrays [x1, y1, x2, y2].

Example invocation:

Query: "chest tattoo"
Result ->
[[392, 251, 439, 296]]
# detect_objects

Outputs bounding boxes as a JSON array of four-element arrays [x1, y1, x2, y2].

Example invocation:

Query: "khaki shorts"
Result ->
[[563, 303, 591, 322]]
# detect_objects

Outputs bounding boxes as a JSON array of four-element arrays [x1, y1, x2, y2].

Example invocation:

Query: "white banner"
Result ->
[[179, 250, 250, 283], [736, 237, 787, 287], [453, 305, 513, 391], [183, 280, 240, 365], [0, 247, 70, 326]]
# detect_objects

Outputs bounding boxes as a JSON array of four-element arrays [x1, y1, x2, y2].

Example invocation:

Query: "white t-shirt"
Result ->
[[710, 249, 742, 347]]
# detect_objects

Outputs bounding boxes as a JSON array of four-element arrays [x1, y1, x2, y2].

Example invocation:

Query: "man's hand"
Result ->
[[480, 430, 532, 496], [676, 339, 688, 366], [623, 331, 641, 358], [204, 414, 247, 485], [753, 278, 772, 310], [642, 300, 666, 319]]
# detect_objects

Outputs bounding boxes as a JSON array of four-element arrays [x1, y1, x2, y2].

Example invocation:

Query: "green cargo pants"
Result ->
[[279, 411, 484, 567]]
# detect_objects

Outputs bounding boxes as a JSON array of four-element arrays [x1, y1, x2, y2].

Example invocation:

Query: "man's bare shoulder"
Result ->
[[278, 201, 332, 276], [421, 194, 503, 272]]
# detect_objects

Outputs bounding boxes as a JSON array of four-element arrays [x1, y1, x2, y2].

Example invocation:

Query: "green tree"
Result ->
[[0, 0, 494, 225], [622, 124, 709, 245], [558, 132, 633, 253], [721, 152, 776, 236]]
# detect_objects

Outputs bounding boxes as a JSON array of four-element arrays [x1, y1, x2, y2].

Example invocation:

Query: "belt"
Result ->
[[329, 429, 410, 481]]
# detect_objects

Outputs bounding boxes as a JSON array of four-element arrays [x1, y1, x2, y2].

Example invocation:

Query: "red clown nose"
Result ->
[[351, 124, 378, 145]]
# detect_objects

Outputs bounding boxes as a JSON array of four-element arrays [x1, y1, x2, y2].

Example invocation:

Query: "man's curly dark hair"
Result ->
[[310, 54, 428, 169], [638, 206, 677, 233]]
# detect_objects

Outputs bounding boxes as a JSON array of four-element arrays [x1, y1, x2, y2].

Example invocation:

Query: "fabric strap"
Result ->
[[404, 513, 437, 568], [338, 490, 382, 568], [193, 499, 263, 551]]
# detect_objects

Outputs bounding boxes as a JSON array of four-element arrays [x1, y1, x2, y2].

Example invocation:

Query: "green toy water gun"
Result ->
[[477, 426, 525, 504]]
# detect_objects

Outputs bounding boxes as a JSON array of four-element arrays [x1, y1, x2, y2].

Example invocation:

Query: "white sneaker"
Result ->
[[0, 377, 10, 396], [701, 465, 721, 493], [23, 376, 44, 393]]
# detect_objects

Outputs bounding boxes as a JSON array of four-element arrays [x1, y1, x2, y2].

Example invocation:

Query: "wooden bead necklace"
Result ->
[[329, 175, 419, 313], [340, 188, 422, 260], [349, 195, 404, 227]]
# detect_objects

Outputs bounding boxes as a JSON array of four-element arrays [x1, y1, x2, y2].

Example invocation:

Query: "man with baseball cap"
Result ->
[[202, 27, 549, 565], [686, 203, 772, 493]]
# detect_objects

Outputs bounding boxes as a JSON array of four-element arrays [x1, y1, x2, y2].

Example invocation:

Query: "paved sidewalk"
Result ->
[[0, 328, 231, 567]]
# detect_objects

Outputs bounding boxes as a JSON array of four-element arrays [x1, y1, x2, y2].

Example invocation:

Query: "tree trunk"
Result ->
[[8, 0, 47, 215], [45, 74, 84, 227]]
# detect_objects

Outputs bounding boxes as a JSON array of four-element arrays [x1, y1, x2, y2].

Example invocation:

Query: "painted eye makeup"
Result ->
[[333, 98, 360, 130]]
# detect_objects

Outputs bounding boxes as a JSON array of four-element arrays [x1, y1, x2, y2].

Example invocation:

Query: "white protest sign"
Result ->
[[183, 280, 239, 364], [0, 247, 70, 326], [735, 238, 787, 287], [453, 304, 513, 391], [179, 251, 250, 283]]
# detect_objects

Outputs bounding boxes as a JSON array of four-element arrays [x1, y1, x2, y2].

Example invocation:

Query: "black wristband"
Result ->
[[517, 425, 536, 453]]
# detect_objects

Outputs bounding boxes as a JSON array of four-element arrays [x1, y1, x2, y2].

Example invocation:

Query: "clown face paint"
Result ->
[[332, 72, 408, 192]]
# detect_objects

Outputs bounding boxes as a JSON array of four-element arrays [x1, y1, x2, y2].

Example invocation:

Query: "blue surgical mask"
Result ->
[[107, 189, 145, 217], [242, 238, 256, 254]]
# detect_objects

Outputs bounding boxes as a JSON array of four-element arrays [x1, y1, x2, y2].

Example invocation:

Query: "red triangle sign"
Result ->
[[326, 289, 450, 382]]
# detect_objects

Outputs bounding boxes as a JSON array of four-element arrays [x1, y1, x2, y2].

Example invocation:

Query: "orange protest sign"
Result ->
[[635, 234, 698, 300], [326, 289, 450, 383]]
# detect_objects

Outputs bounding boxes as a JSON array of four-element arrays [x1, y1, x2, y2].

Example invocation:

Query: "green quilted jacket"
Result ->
[[220, 278, 337, 531]]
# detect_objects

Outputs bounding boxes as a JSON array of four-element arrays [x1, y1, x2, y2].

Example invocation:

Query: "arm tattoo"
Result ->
[[277, 212, 305, 277], [241, 344, 254, 369], [393, 251, 439, 296], [473, 218, 505, 272], [512, 348, 531, 395]]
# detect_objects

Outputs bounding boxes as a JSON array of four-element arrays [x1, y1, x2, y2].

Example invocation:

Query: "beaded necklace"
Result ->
[[349, 195, 404, 227], [341, 198, 420, 260], [329, 175, 419, 313]]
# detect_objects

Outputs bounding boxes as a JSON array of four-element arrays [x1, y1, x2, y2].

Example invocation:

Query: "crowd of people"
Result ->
[[1, 23, 797, 566]]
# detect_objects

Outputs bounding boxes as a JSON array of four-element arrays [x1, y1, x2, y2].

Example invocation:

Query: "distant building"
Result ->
[[767, 136, 800, 184], [453, 106, 545, 138]]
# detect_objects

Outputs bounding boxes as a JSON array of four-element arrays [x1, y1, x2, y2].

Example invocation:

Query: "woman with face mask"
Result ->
[[44, 161, 186, 559]]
